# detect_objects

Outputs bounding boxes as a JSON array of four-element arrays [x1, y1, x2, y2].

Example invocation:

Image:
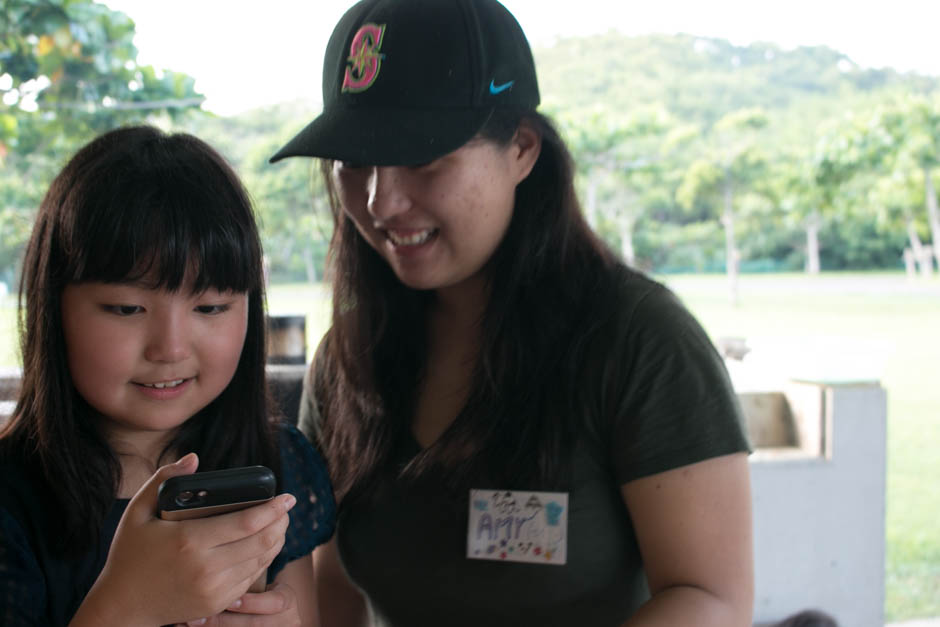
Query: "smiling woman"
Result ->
[[267, 0, 753, 625], [332, 136, 535, 292]]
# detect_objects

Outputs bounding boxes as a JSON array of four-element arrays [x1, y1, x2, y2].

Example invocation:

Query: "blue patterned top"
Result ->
[[0, 422, 335, 626]]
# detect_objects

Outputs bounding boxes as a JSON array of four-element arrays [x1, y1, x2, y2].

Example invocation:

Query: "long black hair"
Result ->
[[315, 110, 618, 503], [1, 125, 279, 551]]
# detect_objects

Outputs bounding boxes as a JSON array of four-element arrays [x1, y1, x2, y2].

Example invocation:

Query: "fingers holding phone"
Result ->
[[158, 465, 282, 593], [188, 492, 295, 596], [74, 456, 296, 626], [160, 465, 297, 598]]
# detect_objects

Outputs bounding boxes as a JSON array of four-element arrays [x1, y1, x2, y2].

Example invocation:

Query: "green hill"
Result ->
[[535, 31, 937, 124]]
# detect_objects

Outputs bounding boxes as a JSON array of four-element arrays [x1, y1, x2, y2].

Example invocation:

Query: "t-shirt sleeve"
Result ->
[[266, 422, 337, 582], [0, 507, 47, 626], [297, 336, 328, 448], [606, 283, 751, 485]]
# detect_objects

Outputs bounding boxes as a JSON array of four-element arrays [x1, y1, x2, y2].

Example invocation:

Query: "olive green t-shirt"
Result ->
[[299, 269, 750, 626]]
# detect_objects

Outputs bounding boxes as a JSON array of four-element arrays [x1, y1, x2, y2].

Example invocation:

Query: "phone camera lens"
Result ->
[[176, 490, 195, 506]]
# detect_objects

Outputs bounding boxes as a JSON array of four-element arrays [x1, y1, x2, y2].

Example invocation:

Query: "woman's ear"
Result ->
[[509, 121, 542, 184]]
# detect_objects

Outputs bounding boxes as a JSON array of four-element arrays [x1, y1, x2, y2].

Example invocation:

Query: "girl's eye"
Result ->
[[194, 304, 230, 315], [103, 305, 143, 316]]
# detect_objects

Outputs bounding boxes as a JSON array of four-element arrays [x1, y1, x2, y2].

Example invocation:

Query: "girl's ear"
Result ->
[[509, 121, 542, 184]]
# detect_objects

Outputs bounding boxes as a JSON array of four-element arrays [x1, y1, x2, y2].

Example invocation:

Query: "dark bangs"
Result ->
[[58, 129, 261, 294]]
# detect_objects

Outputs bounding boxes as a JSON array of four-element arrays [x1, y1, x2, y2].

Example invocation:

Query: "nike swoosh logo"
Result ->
[[489, 79, 514, 94]]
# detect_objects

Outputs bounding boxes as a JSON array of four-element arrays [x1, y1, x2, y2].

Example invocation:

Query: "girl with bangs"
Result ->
[[0, 125, 334, 626]]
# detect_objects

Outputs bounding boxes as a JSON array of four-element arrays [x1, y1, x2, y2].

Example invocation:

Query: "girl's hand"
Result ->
[[70, 453, 296, 627], [181, 583, 302, 626]]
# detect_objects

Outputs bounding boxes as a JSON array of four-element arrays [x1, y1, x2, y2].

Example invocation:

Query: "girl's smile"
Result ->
[[135, 378, 188, 389], [133, 377, 194, 400]]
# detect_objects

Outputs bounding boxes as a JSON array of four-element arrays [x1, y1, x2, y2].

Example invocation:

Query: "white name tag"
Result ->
[[466, 489, 568, 565]]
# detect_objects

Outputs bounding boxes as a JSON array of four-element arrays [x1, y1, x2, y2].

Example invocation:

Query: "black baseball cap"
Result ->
[[269, 0, 540, 166]]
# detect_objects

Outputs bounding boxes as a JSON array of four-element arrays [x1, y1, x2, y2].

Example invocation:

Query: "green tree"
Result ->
[[0, 0, 204, 283], [815, 95, 940, 275], [769, 153, 822, 274], [676, 107, 770, 303], [559, 103, 686, 266], [870, 162, 934, 278], [182, 102, 336, 284], [879, 95, 940, 271], [246, 139, 332, 284]]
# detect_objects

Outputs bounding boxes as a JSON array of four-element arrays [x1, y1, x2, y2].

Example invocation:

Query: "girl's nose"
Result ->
[[367, 167, 412, 221], [143, 310, 190, 363]]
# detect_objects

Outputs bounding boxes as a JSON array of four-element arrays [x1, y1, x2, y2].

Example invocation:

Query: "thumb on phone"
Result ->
[[125, 452, 199, 523]]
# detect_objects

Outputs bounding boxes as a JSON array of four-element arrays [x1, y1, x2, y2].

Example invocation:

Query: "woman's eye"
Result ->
[[103, 304, 142, 316], [194, 304, 230, 315], [337, 161, 375, 177]]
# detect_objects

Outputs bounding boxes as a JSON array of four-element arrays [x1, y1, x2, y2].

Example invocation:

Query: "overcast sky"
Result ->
[[104, 0, 940, 116]]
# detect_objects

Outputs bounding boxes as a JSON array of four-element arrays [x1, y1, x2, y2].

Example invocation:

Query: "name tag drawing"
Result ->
[[467, 489, 568, 565]]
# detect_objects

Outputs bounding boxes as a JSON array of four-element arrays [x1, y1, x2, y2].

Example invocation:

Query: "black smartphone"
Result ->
[[157, 465, 276, 521]]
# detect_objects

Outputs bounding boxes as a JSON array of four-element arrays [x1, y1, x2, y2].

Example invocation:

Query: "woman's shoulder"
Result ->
[[579, 264, 722, 387], [589, 263, 685, 330], [296, 331, 333, 443]]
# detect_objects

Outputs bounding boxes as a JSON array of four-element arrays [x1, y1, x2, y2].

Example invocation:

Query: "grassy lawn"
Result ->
[[1, 273, 937, 620]]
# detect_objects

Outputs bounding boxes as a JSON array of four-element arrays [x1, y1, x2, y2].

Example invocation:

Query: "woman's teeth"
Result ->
[[387, 229, 435, 246], [141, 379, 185, 389]]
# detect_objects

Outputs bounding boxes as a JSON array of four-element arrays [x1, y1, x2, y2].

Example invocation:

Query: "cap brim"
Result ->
[[269, 106, 494, 167]]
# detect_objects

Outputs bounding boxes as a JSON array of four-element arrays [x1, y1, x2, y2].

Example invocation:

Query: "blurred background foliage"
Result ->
[[2, 0, 939, 291], [3, 0, 940, 291]]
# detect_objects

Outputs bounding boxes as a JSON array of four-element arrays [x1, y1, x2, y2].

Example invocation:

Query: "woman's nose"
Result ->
[[367, 167, 412, 221], [143, 310, 190, 363]]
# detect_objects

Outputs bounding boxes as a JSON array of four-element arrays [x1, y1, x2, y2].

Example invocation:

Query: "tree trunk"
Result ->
[[585, 176, 599, 229], [302, 247, 317, 284], [805, 210, 821, 275], [721, 179, 739, 306], [923, 166, 940, 271], [619, 212, 636, 266], [906, 215, 933, 278], [903, 248, 917, 279]]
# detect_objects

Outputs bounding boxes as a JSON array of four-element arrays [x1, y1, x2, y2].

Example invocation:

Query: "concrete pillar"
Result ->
[[750, 380, 887, 627]]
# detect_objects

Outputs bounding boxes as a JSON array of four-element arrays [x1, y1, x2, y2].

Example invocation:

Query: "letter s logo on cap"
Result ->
[[342, 24, 386, 93]]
